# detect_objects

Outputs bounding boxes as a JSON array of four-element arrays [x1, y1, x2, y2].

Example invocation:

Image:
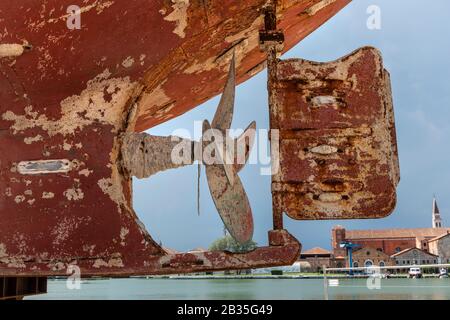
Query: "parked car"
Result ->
[[439, 268, 449, 279], [408, 267, 423, 279]]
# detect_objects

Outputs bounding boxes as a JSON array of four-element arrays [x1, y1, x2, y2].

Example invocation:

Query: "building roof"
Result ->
[[346, 228, 450, 240], [428, 231, 450, 242], [391, 247, 438, 258], [302, 247, 331, 255]]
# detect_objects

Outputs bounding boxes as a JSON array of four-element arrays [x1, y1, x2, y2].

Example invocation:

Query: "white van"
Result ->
[[408, 267, 423, 279]]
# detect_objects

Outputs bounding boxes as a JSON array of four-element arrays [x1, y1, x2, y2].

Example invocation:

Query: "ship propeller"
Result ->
[[200, 54, 256, 245]]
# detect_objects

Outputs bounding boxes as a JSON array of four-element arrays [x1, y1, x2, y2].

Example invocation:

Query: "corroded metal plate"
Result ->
[[270, 47, 400, 220]]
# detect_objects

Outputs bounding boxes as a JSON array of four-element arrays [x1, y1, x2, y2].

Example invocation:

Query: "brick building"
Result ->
[[391, 247, 438, 266], [428, 232, 450, 263], [299, 247, 332, 272], [351, 247, 394, 268], [330, 197, 450, 267], [332, 226, 450, 256]]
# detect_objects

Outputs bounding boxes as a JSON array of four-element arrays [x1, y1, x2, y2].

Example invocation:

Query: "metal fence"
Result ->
[[322, 263, 450, 300]]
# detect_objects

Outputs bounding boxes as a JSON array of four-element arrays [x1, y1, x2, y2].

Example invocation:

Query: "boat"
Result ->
[[0, 0, 351, 280], [1, 0, 402, 300]]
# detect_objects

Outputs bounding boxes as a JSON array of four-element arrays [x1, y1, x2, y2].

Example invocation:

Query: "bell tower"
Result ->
[[432, 196, 443, 228], [332, 225, 347, 256]]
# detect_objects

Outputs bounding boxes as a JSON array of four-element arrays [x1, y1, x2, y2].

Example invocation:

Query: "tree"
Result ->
[[209, 235, 258, 275], [209, 235, 257, 253]]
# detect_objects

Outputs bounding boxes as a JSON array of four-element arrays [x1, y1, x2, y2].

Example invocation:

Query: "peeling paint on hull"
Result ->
[[0, 0, 349, 276]]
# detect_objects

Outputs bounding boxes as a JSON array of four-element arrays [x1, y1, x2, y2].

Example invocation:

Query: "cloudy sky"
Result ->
[[133, 0, 450, 252]]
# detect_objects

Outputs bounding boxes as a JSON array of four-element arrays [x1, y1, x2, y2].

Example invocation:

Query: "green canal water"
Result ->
[[26, 278, 450, 300]]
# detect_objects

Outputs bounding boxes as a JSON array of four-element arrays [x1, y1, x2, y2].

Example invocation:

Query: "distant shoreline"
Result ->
[[47, 273, 448, 282], [114, 274, 443, 280]]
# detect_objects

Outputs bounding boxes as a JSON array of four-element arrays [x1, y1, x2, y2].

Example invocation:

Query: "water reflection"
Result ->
[[329, 278, 450, 300], [26, 278, 450, 300]]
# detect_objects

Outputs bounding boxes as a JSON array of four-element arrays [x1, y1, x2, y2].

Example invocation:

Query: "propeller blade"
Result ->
[[234, 121, 256, 172], [202, 120, 235, 186], [211, 52, 236, 134], [201, 54, 255, 244], [202, 120, 253, 244]]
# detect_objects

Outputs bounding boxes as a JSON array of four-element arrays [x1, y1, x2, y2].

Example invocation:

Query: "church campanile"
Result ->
[[432, 197, 443, 228]]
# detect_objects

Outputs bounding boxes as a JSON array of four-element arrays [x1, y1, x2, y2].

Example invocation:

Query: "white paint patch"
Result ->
[[0, 243, 7, 258], [310, 95, 339, 107], [1, 69, 138, 136], [97, 177, 126, 212], [42, 192, 55, 199], [24, 134, 43, 144], [63, 188, 84, 201], [161, 0, 190, 38], [121, 56, 135, 68], [305, 0, 337, 16], [5, 188, 12, 197], [0, 44, 24, 58], [147, 81, 171, 106], [93, 255, 124, 268], [30, 0, 115, 32], [78, 169, 93, 177], [83, 244, 96, 255], [15, 195, 26, 203], [184, 16, 263, 74], [139, 54, 146, 66], [51, 216, 82, 245], [318, 193, 342, 203], [63, 140, 72, 151], [310, 145, 338, 155], [47, 262, 66, 271], [120, 227, 129, 246]]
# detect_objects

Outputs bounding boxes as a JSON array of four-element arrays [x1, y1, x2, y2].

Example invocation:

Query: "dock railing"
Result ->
[[322, 263, 450, 300]]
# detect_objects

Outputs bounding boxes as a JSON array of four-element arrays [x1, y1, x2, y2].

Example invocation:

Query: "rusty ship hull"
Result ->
[[0, 0, 351, 278]]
